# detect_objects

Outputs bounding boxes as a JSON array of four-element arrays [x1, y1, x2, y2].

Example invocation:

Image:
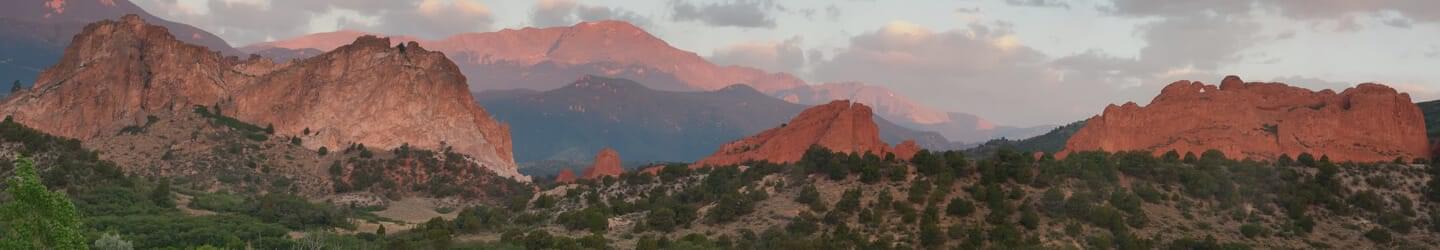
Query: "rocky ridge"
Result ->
[[580, 148, 623, 180], [1060, 75, 1429, 163], [693, 100, 906, 167]]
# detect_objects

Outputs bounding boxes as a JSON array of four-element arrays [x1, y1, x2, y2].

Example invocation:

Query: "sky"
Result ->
[[131, 0, 1440, 126]]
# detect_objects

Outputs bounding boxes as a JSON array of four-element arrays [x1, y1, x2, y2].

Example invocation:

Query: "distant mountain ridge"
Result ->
[[476, 76, 956, 164], [244, 20, 1034, 144], [0, 0, 238, 92]]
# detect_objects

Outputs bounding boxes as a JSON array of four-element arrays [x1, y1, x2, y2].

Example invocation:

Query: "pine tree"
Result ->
[[9, 80, 20, 94], [150, 178, 173, 207]]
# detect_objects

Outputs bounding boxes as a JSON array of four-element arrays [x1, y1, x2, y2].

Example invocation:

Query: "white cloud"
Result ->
[[670, 0, 780, 28], [531, 0, 651, 28], [709, 37, 806, 74]]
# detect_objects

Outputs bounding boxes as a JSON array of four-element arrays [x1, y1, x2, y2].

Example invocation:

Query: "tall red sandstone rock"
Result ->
[[693, 100, 897, 167], [581, 148, 623, 180], [1060, 75, 1430, 163], [0, 15, 525, 180]]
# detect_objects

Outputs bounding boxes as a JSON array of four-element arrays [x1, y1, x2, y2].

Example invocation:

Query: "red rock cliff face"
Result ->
[[0, 15, 524, 180], [694, 100, 894, 167], [228, 36, 520, 180], [581, 148, 623, 180], [1060, 76, 1430, 163]]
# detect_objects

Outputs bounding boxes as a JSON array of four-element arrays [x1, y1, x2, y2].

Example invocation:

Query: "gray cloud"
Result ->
[[1383, 17, 1414, 28], [1105, 0, 1440, 24], [576, 5, 652, 27], [1265, 0, 1440, 23], [1134, 14, 1262, 71], [1005, 0, 1071, 9], [531, 0, 651, 28], [1103, 0, 1253, 17], [810, 21, 1155, 125], [670, 0, 779, 28], [709, 37, 806, 74], [824, 5, 842, 21], [134, 0, 495, 45], [531, 0, 579, 27]]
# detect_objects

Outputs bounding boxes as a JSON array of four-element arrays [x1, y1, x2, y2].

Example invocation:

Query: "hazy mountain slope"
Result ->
[[245, 21, 1029, 144], [0, 0, 238, 91], [477, 76, 955, 164]]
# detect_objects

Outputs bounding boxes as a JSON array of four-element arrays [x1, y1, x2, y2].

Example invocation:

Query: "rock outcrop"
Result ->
[[580, 148, 623, 180], [693, 100, 898, 167], [893, 140, 921, 161], [0, 15, 524, 180], [1060, 75, 1430, 163], [555, 169, 577, 184]]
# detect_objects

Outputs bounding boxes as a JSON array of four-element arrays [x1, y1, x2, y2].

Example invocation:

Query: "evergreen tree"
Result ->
[[9, 80, 20, 94], [0, 157, 87, 249], [150, 178, 174, 207]]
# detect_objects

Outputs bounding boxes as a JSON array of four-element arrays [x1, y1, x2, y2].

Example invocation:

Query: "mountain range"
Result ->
[[476, 76, 956, 165], [240, 21, 1050, 144], [0, 0, 237, 93]]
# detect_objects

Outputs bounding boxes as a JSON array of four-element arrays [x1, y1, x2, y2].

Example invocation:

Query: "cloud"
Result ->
[[811, 21, 1154, 125], [531, 0, 579, 27], [531, 0, 651, 28], [1133, 14, 1262, 71], [824, 5, 841, 21], [1264, 0, 1440, 23], [133, 0, 496, 45], [709, 37, 806, 74], [670, 0, 779, 28], [1103, 0, 1254, 17], [1004, 0, 1070, 9]]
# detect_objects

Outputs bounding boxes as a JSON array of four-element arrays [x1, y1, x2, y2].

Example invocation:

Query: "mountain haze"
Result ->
[[244, 20, 1027, 144], [477, 76, 955, 164]]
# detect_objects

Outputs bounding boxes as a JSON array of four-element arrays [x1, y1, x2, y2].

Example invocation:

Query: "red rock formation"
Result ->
[[638, 165, 665, 176], [581, 148, 623, 180], [555, 169, 577, 184], [0, 15, 524, 180], [1060, 75, 1430, 163], [892, 140, 921, 161], [693, 100, 897, 167]]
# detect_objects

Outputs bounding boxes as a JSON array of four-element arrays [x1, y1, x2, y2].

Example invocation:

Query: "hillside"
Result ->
[[477, 76, 956, 167], [336, 145, 1440, 249], [967, 120, 1087, 157]]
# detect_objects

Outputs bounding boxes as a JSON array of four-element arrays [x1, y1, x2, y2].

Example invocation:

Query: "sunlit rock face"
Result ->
[[1061, 75, 1430, 163]]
